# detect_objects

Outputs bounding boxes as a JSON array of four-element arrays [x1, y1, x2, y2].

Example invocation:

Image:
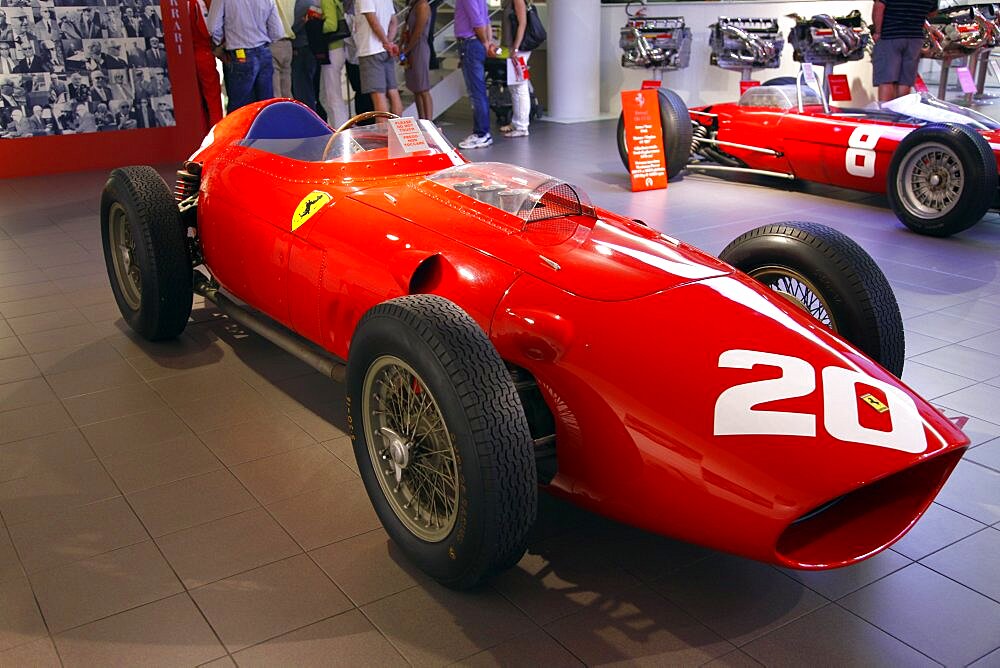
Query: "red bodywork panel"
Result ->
[[694, 101, 1000, 192], [191, 100, 968, 569]]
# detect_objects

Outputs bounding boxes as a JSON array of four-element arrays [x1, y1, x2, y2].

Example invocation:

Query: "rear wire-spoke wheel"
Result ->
[[363, 356, 459, 543], [108, 203, 142, 311], [747, 266, 834, 328]]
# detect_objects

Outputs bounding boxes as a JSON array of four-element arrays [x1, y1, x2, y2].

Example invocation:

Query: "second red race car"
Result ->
[[618, 82, 1000, 237]]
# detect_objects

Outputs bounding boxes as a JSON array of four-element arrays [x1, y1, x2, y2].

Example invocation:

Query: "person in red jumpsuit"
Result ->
[[190, 0, 224, 129]]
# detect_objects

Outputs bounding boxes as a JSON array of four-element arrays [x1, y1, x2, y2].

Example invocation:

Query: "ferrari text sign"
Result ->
[[621, 90, 667, 192], [388, 117, 430, 157], [828, 74, 851, 102], [739, 80, 761, 95]]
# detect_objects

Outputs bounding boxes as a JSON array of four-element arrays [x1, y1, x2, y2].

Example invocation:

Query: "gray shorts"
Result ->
[[359, 52, 398, 94], [872, 37, 924, 86]]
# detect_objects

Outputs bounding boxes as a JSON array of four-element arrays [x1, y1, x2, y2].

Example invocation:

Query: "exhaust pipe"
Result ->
[[193, 273, 346, 383]]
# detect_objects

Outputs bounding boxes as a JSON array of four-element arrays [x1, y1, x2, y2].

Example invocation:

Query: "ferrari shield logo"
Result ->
[[292, 191, 331, 232], [860, 393, 890, 413]]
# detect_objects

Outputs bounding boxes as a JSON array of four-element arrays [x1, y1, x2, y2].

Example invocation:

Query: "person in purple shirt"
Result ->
[[454, 0, 496, 149], [207, 0, 285, 112]]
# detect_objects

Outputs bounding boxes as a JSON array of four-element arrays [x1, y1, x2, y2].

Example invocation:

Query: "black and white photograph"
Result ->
[[0, 0, 169, 137]]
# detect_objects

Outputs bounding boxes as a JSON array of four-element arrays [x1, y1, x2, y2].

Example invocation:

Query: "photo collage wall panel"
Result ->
[[0, 0, 174, 138]]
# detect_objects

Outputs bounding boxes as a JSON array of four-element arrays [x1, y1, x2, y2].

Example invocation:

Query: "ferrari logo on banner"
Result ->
[[621, 90, 667, 192], [292, 191, 331, 231]]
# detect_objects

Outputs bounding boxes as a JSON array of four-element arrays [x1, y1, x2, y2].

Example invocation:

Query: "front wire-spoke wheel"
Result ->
[[108, 202, 142, 311], [747, 266, 834, 329], [363, 356, 459, 543]]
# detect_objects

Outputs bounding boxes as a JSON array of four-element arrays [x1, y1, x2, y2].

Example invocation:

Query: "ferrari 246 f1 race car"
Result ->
[[102, 100, 967, 588], [618, 84, 1000, 237]]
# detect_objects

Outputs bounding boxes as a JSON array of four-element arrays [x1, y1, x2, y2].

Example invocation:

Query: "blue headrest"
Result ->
[[245, 101, 333, 141]]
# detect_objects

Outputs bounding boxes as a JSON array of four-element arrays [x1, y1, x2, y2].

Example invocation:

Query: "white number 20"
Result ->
[[845, 126, 882, 179], [713, 349, 925, 453]]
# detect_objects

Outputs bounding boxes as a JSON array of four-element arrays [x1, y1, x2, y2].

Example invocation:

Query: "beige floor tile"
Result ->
[[78, 301, 123, 325], [81, 407, 193, 459], [0, 355, 40, 384], [63, 383, 166, 427], [0, 525, 22, 583], [310, 529, 428, 607], [362, 584, 536, 666], [198, 656, 237, 668], [0, 269, 48, 290], [42, 260, 104, 282], [233, 609, 407, 667], [18, 323, 106, 355], [0, 320, 9, 339], [148, 365, 251, 408], [544, 587, 735, 667], [0, 377, 58, 413], [198, 413, 315, 466], [30, 541, 183, 633], [156, 507, 300, 589], [0, 637, 61, 668], [267, 478, 380, 551], [0, 337, 26, 361], [29, 340, 123, 376], [0, 429, 95, 483], [45, 358, 144, 399], [0, 281, 61, 305], [321, 435, 359, 474], [54, 593, 226, 668], [124, 342, 234, 381], [0, 458, 118, 525], [284, 406, 349, 442], [0, 576, 48, 652], [458, 628, 584, 667], [173, 385, 282, 435], [101, 434, 222, 493], [8, 497, 148, 574], [7, 308, 88, 336], [0, 401, 75, 445], [128, 469, 258, 537], [190, 553, 352, 652], [0, 294, 73, 320], [232, 443, 356, 505]]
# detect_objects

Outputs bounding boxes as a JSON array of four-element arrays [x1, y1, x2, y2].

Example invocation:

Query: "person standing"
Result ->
[[455, 0, 495, 149], [355, 0, 402, 115], [290, 0, 318, 109], [319, 0, 349, 126], [189, 0, 223, 127], [871, 0, 938, 103], [402, 0, 431, 119], [208, 0, 285, 113], [500, 0, 529, 137], [272, 0, 295, 98]]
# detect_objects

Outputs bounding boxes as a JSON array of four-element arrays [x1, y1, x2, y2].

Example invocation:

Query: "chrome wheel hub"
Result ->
[[109, 202, 142, 311], [380, 427, 410, 483], [898, 142, 964, 218]]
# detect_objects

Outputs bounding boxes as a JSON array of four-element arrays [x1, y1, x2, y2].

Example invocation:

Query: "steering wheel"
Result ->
[[321, 111, 400, 161]]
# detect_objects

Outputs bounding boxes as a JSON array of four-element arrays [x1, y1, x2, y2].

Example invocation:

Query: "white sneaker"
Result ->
[[459, 133, 493, 149], [503, 128, 529, 138]]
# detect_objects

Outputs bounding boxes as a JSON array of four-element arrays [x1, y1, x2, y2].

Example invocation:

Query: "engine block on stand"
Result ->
[[709, 17, 784, 72], [620, 15, 692, 70]]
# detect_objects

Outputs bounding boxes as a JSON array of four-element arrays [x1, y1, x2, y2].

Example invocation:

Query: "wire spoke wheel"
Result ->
[[362, 355, 459, 542], [898, 142, 964, 218], [749, 265, 836, 329], [108, 202, 142, 310]]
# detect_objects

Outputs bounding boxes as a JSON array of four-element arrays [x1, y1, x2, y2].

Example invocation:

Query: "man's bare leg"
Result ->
[[878, 83, 897, 103], [387, 88, 403, 116], [371, 91, 388, 112]]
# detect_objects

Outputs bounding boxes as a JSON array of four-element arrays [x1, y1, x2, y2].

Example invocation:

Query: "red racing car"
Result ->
[[102, 100, 967, 588], [618, 83, 1000, 237]]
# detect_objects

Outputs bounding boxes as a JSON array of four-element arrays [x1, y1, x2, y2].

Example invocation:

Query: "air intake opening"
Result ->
[[775, 448, 964, 569]]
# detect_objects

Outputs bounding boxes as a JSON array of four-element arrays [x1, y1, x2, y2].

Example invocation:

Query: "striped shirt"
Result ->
[[879, 0, 939, 39]]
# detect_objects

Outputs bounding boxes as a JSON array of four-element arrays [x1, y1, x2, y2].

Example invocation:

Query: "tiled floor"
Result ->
[[1, 112, 999, 667]]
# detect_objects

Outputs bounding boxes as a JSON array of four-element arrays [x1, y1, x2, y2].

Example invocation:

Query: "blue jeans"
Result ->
[[458, 38, 489, 136], [224, 45, 274, 113]]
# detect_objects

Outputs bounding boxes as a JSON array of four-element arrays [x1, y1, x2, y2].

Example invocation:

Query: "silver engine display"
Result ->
[[923, 4, 999, 58], [787, 11, 870, 65], [620, 15, 692, 70], [709, 17, 784, 70]]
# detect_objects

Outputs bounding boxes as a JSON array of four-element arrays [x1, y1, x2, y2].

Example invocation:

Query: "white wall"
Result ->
[[599, 0, 877, 113]]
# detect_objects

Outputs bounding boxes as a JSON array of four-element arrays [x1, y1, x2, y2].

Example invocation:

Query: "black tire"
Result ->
[[886, 123, 996, 237], [762, 76, 798, 86], [617, 87, 693, 179], [346, 295, 536, 589], [720, 222, 905, 376], [100, 166, 192, 341]]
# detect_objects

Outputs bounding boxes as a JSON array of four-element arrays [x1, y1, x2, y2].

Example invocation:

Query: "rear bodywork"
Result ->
[[190, 99, 968, 569]]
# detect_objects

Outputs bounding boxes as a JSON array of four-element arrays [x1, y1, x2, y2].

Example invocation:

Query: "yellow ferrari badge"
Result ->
[[860, 393, 890, 413], [292, 191, 331, 232]]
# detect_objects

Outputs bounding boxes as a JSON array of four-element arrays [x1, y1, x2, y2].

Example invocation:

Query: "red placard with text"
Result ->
[[828, 74, 851, 101], [621, 90, 667, 192], [641, 80, 661, 90], [913, 74, 929, 93], [739, 80, 761, 95]]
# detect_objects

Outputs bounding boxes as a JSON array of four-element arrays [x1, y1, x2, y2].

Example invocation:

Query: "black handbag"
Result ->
[[325, 17, 351, 43], [511, 1, 546, 51]]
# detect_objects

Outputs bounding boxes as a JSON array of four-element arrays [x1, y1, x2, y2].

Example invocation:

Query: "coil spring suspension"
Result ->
[[174, 161, 201, 203]]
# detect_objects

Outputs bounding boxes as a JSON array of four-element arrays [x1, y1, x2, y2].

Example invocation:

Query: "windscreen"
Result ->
[[881, 92, 1000, 130], [739, 84, 822, 109], [427, 162, 593, 223]]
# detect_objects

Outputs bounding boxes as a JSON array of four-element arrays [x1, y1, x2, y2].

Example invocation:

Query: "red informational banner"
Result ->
[[739, 80, 761, 95], [0, 0, 206, 179], [956, 66, 977, 94], [828, 74, 851, 101], [621, 89, 667, 192], [913, 74, 929, 93], [641, 80, 662, 90]]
